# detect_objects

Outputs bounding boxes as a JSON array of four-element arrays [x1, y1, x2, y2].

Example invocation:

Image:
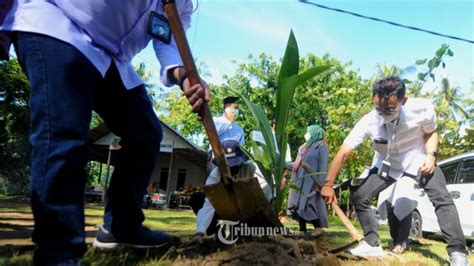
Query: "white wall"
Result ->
[[150, 152, 207, 193]]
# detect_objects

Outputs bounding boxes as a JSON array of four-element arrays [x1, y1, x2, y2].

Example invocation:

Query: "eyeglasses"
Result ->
[[374, 104, 398, 114]]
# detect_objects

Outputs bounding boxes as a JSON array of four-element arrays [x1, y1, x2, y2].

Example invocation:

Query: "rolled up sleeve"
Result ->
[[421, 102, 437, 133], [343, 116, 370, 149]]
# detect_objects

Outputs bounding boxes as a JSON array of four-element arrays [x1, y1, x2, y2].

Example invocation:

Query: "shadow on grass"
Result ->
[[0, 243, 35, 257], [410, 244, 450, 265], [82, 245, 174, 265], [0, 222, 98, 240], [146, 216, 195, 225], [0, 244, 176, 266], [0, 217, 34, 222], [0, 222, 33, 239], [0, 210, 33, 215]]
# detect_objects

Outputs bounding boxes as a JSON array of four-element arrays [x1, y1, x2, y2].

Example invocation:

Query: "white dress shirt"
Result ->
[[196, 161, 272, 234], [1, 0, 192, 89], [344, 98, 437, 179]]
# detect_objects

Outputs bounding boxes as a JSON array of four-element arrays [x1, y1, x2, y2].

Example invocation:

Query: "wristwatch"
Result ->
[[429, 151, 438, 159]]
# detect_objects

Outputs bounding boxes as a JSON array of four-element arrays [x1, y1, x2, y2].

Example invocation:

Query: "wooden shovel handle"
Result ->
[[299, 162, 363, 241], [163, 0, 232, 184], [331, 201, 364, 242]]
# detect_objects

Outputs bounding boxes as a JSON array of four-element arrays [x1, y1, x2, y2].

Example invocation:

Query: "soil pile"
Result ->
[[166, 235, 342, 265]]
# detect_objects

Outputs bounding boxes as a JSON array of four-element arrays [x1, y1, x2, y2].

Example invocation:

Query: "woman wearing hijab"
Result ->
[[287, 125, 329, 236]]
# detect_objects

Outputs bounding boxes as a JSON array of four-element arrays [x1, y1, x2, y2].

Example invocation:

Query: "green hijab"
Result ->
[[304, 124, 325, 148]]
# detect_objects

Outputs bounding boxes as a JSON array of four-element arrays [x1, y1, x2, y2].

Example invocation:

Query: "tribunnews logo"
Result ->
[[217, 220, 294, 245]]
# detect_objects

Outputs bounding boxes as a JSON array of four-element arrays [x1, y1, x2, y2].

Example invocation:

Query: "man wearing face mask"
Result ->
[[320, 77, 468, 265], [207, 96, 245, 172], [214, 96, 245, 144]]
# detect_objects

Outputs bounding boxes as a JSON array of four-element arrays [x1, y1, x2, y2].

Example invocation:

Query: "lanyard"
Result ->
[[384, 118, 400, 159]]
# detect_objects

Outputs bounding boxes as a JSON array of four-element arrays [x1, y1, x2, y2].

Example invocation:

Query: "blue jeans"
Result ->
[[351, 167, 466, 255], [15, 32, 162, 263]]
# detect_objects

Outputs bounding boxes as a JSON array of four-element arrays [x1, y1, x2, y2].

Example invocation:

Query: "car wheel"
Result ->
[[410, 210, 423, 238]]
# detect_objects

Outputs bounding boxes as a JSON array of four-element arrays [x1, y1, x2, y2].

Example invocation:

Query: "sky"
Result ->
[[134, 0, 474, 94]]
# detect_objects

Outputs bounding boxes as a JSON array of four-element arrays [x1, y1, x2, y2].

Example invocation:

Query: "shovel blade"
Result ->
[[202, 182, 241, 220], [203, 178, 280, 226]]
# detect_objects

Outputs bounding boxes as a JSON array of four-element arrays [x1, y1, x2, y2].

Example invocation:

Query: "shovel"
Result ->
[[300, 162, 364, 253], [162, 0, 280, 226]]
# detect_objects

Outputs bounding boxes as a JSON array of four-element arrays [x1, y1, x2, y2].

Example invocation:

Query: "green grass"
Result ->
[[0, 196, 473, 265]]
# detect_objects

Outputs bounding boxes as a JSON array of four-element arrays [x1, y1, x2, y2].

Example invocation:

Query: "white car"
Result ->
[[410, 151, 474, 239]]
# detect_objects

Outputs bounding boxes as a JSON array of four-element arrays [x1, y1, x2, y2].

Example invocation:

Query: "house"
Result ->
[[88, 121, 207, 204]]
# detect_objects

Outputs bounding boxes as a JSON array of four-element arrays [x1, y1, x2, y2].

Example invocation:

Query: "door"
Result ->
[[176, 169, 186, 191], [450, 158, 474, 237], [159, 168, 169, 191], [416, 160, 460, 233]]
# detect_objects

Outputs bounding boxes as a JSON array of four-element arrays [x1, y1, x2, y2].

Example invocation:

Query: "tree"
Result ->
[[409, 44, 454, 98], [0, 59, 30, 195], [432, 78, 472, 159], [435, 78, 470, 121], [409, 45, 472, 159], [374, 63, 402, 79]]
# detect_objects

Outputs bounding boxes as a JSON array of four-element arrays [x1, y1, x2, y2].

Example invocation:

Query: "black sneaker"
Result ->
[[93, 224, 120, 249], [93, 224, 172, 249]]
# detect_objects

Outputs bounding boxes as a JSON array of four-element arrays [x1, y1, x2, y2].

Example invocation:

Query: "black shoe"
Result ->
[[93, 224, 172, 249]]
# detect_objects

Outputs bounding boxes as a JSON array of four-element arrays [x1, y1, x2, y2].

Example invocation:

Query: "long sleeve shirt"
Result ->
[[1, 0, 192, 88]]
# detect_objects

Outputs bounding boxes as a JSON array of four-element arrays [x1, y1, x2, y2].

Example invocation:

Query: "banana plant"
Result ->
[[237, 31, 330, 213]]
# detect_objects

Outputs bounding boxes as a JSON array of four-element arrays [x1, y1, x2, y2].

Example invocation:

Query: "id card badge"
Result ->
[[377, 159, 391, 180], [147, 11, 171, 44]]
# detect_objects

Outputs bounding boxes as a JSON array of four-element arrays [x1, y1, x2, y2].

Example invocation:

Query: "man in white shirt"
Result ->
[[1, 1, 209, 264], [320, 77, 467, 265]]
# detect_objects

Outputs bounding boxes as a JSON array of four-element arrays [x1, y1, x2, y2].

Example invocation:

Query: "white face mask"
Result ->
[[380, 104, 402, 123], [304, 132, 310, 141]]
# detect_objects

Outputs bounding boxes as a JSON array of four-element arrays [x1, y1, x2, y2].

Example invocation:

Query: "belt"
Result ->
[[402, 172, 418, 179]]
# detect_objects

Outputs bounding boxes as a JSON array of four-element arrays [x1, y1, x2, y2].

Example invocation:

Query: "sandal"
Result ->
[[390, 242, 407, 255], [311, 227, 324, 237]]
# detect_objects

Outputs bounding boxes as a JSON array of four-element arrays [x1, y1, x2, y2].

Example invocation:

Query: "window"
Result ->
[[439, 162, 459, 185], [458, 159, 474, 184], [159, 168, 169, 191], [176, 169, 186, 191]]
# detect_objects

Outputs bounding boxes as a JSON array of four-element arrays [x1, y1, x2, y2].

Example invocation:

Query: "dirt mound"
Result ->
[[166, 236, 342, 265]]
